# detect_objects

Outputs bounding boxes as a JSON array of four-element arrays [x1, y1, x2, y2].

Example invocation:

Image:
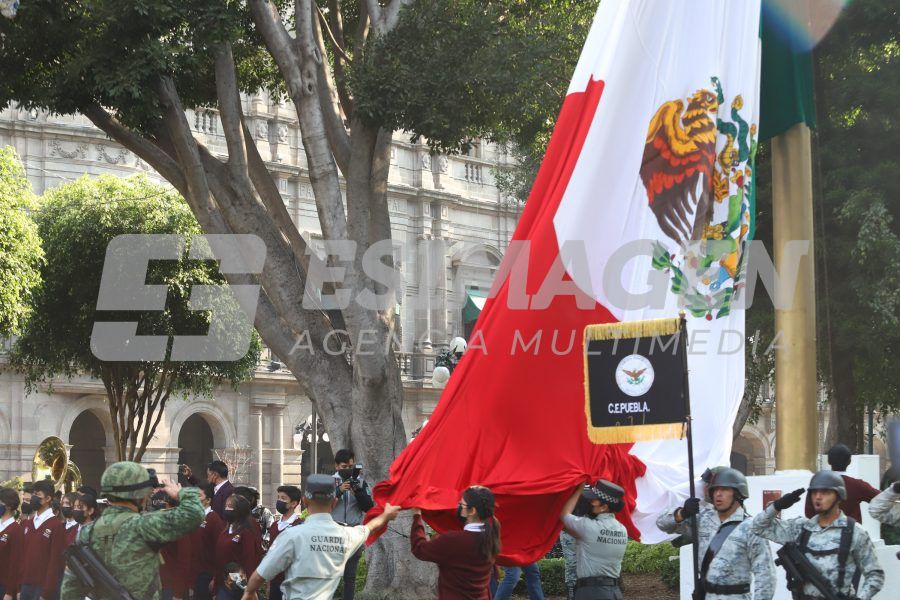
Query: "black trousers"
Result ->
[[341, 546, 364, 600]]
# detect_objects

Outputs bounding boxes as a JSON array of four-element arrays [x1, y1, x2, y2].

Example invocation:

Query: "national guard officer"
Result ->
[[657, 468, 775, 600], [60, 462, 205, 600], [869, 480, 900, 527], [240, 474, 400, 600], [752, 470, 885, 600], [559, 480, 629, 600]]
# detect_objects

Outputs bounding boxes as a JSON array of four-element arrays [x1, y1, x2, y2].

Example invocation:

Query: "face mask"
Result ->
[[0, 502, 6, 516], [30, 496, 43, 510], [223, 509, 237, 523], [61, 506, 74, 519], [456, 505, 466, 523], [275, 500, 290, 515], [73, 509, 87, 524], [21, 502, 33, 516]]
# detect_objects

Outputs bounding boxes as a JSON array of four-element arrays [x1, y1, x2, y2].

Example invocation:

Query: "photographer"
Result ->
[[331, 449, 374, 600]]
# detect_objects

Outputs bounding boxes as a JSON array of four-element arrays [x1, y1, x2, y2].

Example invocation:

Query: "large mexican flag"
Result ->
[[374, 0, 765, 563]]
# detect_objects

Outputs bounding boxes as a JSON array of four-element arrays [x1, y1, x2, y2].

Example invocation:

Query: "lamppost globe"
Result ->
[[432, 366, 451, 389]]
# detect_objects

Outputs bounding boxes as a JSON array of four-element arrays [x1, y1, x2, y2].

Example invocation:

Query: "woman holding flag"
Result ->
[[409, 485, 500, 599]]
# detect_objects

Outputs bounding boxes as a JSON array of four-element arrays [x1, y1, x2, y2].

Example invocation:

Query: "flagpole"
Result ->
[[679, 313, 701, 597], [772, 124, 818, 471]]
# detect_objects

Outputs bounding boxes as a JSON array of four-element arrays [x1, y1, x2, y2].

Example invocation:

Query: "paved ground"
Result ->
[[535, 573, 679, 600]]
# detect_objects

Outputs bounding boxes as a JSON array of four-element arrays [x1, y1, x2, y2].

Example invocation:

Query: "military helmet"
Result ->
[[808, 470, 846, 500], [101, 461, 157, 500], [701, 466, 729, 500], [708, 468, 749, 500]]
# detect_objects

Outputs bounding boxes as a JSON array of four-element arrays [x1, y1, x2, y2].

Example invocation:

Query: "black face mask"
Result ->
[[61, 506, 74, 519], [21, 502, 34, 516], [30, 496, 43, 510], [73, 509, 87, 524], [223, 509, 237, 523], [275, 500, 290, 515], [0, 502, 6, 516], [456, 505, 466, 523]]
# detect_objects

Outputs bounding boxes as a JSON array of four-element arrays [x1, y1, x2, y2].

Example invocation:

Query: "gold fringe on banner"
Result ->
[[582, 317, 687, 445], [585, 422, 686, 445], [583, 317, 681, 343]]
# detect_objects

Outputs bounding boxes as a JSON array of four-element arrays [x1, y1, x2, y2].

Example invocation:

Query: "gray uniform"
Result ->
[[868, 486, 900, 527], [560, 530, 578, 588], [751, 504, 885, 600], [563, 513, 628, 600], [657, 506, 775, 600]]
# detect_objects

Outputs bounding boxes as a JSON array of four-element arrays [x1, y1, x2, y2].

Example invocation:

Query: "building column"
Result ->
[[272, 408, 284, 490], [251, 410, 263, 491], [772, 124, 818, 472]]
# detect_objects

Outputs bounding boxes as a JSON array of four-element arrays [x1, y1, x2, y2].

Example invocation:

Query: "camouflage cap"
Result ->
[[101, 461, 155, 500]]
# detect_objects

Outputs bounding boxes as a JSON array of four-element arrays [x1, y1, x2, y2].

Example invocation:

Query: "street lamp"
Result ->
[[431, 337, 467, 389], [0, 1, 19, 19]]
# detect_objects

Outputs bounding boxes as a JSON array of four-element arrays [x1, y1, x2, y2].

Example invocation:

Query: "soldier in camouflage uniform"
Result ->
[[868, 480, 900, 527], [560, 531, 577, 600], [657, 468, 775, 600], [752, 470, 885, 600], [60, 461, 205, 600]]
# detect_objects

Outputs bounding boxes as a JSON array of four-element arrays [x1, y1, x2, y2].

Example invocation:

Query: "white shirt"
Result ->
[[214, 480, 230, 495], [463, 523, 485, 532], [32, 507, 55, 529], [278, 512, 299, 531], [66, 519, 78, 529], [204, 506, 213, 516], [0, 516, 13, 533], [257, 512, 368, 600]]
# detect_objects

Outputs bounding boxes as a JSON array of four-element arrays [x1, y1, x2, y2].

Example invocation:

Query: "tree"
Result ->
[[0, 2, 595, 591], [11, 174, 261, 462], [0, 145, 43, 337], [813, 0, 900, 452]]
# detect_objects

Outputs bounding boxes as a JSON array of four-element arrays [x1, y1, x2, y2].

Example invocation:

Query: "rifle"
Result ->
[[775, 542, 839, 600], [64, 542, 138, 600]]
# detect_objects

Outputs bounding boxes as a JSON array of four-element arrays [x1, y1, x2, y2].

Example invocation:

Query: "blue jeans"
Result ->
[[492, 563, 545, 600]]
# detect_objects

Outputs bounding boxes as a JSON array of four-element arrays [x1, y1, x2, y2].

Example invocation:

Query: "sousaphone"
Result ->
[[32, 436, 82, 493]]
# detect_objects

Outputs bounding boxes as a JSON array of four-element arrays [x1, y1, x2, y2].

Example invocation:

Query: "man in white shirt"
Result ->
[[241, 475, 400, 600]]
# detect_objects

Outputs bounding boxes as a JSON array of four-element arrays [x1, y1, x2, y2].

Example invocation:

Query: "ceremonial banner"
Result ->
[[373, 0, 762, 562], [584, 318, 688, 444]]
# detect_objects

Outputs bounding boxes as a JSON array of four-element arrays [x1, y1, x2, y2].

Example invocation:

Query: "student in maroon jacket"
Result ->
[[60, 492, 80, 548], [189, 483, 225, 600], [149, 491, 193, 600], [267, 485, 304, 600], [804, 443, 880, 522], [410, 485, 500, 600], [0, 487, 24, 600], [213, 494, 262, 599], [20, 479, 66, 600]]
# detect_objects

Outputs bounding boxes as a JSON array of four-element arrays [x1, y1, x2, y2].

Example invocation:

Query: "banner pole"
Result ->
[[679, 313, 701, 597]]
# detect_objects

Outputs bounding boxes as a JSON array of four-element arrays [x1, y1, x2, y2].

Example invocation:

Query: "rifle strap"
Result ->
[[796, 518, 856, 591], [700, 520, 742, 582]]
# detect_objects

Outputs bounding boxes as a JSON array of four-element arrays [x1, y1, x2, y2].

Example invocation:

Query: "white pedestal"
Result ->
[[677, 466, 898, 599]]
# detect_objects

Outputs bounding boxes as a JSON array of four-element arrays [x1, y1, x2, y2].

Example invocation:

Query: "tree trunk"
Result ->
[[831, 347, 864, 453], [364, 513, 438, 599]]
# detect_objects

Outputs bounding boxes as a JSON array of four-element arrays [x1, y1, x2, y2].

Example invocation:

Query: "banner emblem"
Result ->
[[615, 355, 654, 396]]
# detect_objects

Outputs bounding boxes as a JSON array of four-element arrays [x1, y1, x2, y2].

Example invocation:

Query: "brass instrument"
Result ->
[[32, 436, 82, 493]]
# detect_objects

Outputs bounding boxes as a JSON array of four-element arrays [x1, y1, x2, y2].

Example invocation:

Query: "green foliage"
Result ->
[[351, 0, 595, 155], [0, 146, 43, 337], [10, 175, 260, 458], [813, 0, 900, 429]]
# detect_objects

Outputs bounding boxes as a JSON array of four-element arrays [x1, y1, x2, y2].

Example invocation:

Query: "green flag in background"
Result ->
[[759, 1, 818, 142]]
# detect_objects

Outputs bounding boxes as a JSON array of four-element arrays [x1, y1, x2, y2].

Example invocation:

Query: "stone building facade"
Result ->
[[0, 96, 520, 501]]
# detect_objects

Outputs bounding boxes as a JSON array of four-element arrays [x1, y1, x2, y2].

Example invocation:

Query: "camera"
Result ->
[[337, 464, 364, 489]]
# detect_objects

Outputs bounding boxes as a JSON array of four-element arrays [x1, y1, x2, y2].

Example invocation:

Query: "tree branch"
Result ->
[[249, 0, 349, 240], [214, 43, 252, 184], [383, 0, 413, 31], [82, 103, 188, 195], [317, 4, 352, 64], [316, 2, 355, 121]]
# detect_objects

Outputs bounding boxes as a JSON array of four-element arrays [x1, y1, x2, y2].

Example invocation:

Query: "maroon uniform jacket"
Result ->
[[804, 473, 880, 522], [190, 509, 226, 581], [161, 534, 193, 594], [267, 515, 303, 593], [212, 522, 262, 589], [21, 510, 66, 599], [0, 519, 24, 596], [410, 514, 494, 600]]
